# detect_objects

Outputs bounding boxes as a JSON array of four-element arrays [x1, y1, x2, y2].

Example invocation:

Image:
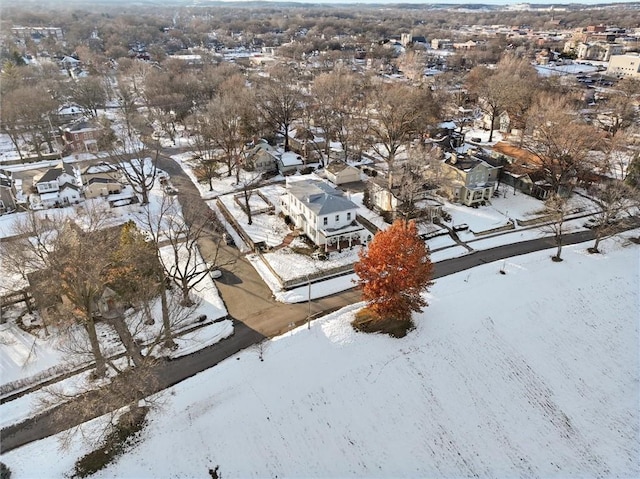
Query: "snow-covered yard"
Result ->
[[214, 183, 290, 248], [0, 162, 231, 412], [2, 233, 637, 478]]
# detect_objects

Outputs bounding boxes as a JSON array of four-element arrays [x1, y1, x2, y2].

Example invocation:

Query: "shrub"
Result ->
[[0, 462, 11, 479], [352, 308, 414, 338], [72, 407, 148, 478]]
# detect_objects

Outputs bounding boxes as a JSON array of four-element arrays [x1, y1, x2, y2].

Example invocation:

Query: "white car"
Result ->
[[210, 269, 222, 279]]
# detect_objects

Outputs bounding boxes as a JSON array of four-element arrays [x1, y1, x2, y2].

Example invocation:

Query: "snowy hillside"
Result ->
[[2, 236, 638, 478]]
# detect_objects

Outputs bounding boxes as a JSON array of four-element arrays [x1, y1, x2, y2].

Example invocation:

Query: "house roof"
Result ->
[[287, 179, 357, 216], [60, 182, 80, 191], [279, 152, 304, 167], [65, 119, 102, 133], [445, 155, 483, 172], [36, 162, 76, 184], [36, 168, 64, 184], [492, 142, 540, 165], [87, 177, 119, 185], [83, 162, 119, 175], [325, 161, 359, 175]]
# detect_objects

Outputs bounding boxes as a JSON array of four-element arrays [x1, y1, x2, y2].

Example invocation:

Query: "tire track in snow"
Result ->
[[474, 318, 610, 478]]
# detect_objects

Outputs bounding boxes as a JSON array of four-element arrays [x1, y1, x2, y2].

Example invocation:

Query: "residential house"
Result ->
[[431, 38, 453, 50], [324, 162, 361, 185], [289, 127, 326, 161], [81, 162, 122, 184], [491, 142, 553, 199], [368, 177, 442, 222], [81, 162, 124, 199], [441, 152, 501, 206], [277, 152, 305, 175], [56, 104, 84, 124], [84, 178, 124, 199], [32, 161, 82, 208], [63, 119, 103, 153], [280, 179, 365, 249], [0, 171, 18, 214], [245, 141, 278, 174]]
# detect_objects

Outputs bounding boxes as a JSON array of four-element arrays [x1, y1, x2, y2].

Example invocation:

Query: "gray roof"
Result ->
[[87, 177, 118, 185], [325, 161, 358, 174], [37, 168, 63, 184], [83, 162, 119, 175], [59, 182, 80, 191], [37, 162, 75, 184], [287, 179, 357, 216]]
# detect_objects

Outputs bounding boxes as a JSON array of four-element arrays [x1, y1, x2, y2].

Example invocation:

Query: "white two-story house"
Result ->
[[32, 161, 82, 208], [280, 179, 365, 250]]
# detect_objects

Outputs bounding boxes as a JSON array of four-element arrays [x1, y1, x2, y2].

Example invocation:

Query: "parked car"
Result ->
[[164, 185, 178, 195], [210, 269, 222, 279]]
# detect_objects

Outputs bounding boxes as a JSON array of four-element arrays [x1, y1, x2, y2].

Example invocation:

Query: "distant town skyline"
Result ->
[[218, 0, 639, 4]]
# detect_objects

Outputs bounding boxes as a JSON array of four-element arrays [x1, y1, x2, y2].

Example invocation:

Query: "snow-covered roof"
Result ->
[[279, 152, 304, 167], [65, 119, 102, 133], [40, 192, 59, 201], [287, 179, 357, 216], [325, 162, 359, 176], [83, 162, 119, 175]]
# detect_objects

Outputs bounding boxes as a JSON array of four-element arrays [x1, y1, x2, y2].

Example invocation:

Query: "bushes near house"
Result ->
[[0, 462, 11, 479], [352, 308, 414, 338], [72, 406, 148, 478]]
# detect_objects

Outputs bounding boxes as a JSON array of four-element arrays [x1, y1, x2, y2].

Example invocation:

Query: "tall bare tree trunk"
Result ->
[[160, 282, 176, 349], [108, 313, 145, 368], [85, 314, 107, 377]]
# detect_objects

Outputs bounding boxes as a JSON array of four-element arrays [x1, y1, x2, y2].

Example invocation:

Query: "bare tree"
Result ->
[[256, 65, 305, 152], [1, 207, 114, 376], [107, 83, 159, 205], [238, 172, 264, 226], [593, 78, 640, 138], [586, 180, 638, 253], [70, 76, 107, 119], [141, 195, 226, 306], [0, 84, 60, 159], [522, 94, 603, 195], [309, 68, 368, 164], [541, 194, 571, 262], [202, 75, 257, 181], [365, 81, 440, 188]]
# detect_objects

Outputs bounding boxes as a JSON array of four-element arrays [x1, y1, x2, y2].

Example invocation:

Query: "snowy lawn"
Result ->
[[3, 234, 637, 478], [260, 237, 362, 282], [172, 151, 285, 200], [215, 184, 290, 248]]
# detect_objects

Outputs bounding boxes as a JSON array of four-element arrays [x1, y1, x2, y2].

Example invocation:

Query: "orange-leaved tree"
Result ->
[[354, 219, 434, 326]]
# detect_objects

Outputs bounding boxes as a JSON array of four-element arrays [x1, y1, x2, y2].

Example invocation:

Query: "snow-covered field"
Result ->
[[3, 234, 638, 478]]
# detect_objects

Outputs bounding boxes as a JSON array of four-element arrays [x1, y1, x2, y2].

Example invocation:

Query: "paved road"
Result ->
[[0, 153, 627, 453]]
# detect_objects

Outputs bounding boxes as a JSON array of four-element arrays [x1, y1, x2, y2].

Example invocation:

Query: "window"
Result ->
[[335, 214, 340, 222], [347, 212, 352, 221], [323, 217, 328, 226]]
